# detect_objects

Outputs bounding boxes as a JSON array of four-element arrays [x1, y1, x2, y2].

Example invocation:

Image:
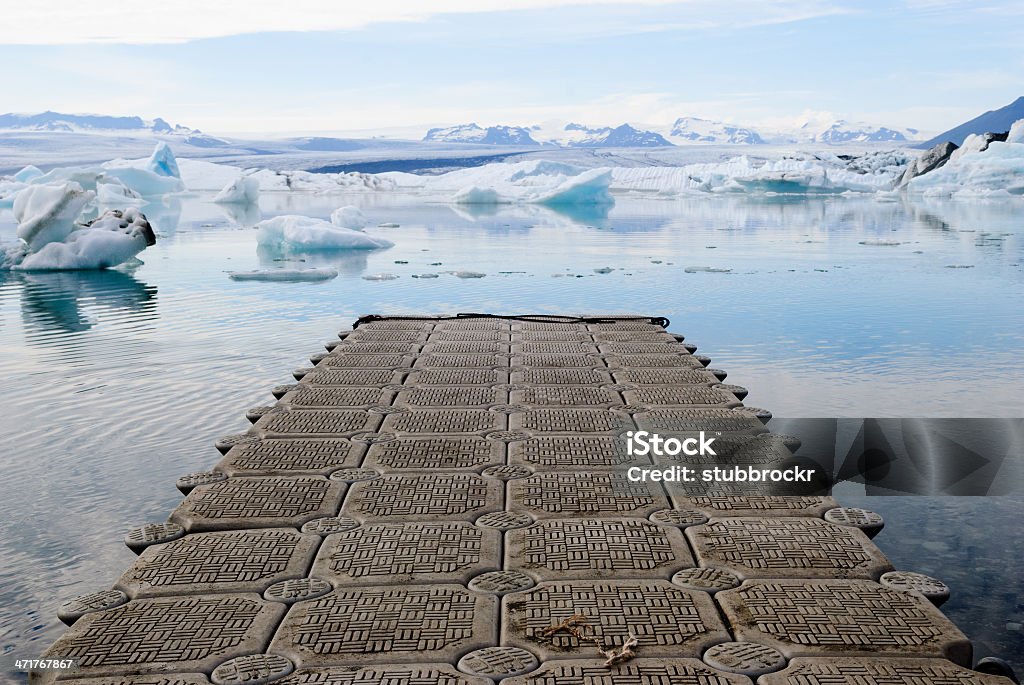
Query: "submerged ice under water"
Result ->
[[0, 191, 1022, 677]]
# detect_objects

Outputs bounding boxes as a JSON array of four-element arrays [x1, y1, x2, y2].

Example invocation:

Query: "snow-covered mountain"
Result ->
[[668, 117, 765, 144], [919, 96, 1024, 148], [0, 111, 189, 134], [810, 120, 912, 144], [422, 123, 539, 145], [561, 123, 673, 147], [0, 110, 231, 147]]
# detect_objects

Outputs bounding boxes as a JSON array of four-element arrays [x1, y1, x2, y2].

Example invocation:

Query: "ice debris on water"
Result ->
[[594, 267, 613, 274], [452, 271, 486, 278], [377, 222, 400, 228], [256, 216, 393, 251], [411, 273, 439, 279], [684, 266, 731, 273], [858, 239, 902, 246], [228, 267, 338, 282], [363, 273, 400, 281]]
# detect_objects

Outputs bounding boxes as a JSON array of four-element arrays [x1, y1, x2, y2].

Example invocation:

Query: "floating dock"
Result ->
[[35, 314, 1014, 685]]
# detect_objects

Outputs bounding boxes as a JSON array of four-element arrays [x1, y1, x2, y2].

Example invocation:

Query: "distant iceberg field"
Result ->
[[2, 119, 1023, 270]]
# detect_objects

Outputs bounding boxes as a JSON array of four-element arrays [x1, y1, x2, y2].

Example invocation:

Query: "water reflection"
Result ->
[[15, 270, 157, 340]]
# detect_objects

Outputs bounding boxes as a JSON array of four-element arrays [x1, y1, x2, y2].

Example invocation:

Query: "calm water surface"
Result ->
[[0, 191, 1021, 680]]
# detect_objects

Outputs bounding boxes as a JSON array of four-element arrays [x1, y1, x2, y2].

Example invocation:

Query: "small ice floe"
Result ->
[[594, 267, 613, 274], [412, 273, 439, 279], [331, 206, 367, 230], [214, 176, 260, 205], [858, 239, 902, 246], [363, 273, 399, 281], [2, 182, 156, 271], [256, 216, 393, 251], [684, 266, 732, 273], [945, 264, 975, 269], [452, 271, 486, 279], [377, 222, 400, 228], [228, 267, 338, 282]]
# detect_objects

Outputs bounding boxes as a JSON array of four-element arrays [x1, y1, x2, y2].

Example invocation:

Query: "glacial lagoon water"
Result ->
[[0, 191, 1022, 679]]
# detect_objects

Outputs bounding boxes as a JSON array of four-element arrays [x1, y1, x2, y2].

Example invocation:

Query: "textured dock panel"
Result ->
[[171, 477, 346, 531], [342, 473, 503, 522], [214, 438, 366, 475], [38, 595, 284, 680], [312, 521, 501, 585], [686, 517, 892, 579], [117, 528, 319, 597], [502, 580, 729, 660], [716, 579, 972, 663], [269, 585, 497, 666], [505, 518, 694, 579]]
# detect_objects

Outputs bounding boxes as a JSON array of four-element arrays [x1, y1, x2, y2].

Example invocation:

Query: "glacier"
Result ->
[[255, 215, 393, 251]]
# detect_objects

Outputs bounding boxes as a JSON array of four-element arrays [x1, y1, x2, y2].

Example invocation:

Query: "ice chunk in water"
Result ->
[[331, 206, 367, 230], [8, 207, 156, 271], [213, 176, 260, 204], [256, 215, 393, 251]]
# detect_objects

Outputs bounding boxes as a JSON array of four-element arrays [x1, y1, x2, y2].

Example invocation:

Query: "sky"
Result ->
[[0, 0, 1021, 136]]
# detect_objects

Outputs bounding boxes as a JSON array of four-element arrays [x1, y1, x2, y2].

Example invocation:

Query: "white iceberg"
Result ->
[[4, 184, 156, 271], [610, 152, 907, 195], [14, 182, 95, 251], [907, 120, 1024, 197], [213, 175, 260, 204], [331, 205, 367, 229], [229, 267, 337, 282], [256, 215, 393, 251], [382, 160, 615, 206]]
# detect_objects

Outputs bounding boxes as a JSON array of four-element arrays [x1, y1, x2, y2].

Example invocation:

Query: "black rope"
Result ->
[[352, 313, 670, 329]]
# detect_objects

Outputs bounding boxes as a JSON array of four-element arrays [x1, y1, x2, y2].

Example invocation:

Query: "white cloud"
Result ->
[[5, 0, 672, 45], [5, 0, 846, 45]]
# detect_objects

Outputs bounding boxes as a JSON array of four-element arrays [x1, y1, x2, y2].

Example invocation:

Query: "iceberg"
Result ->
[[4, 189, 156, 271], [331, 205, 367, 229], [610, 152, 908, 195], [228, 267, 338, 282], [146, 141, 181, 178], [382, 160, 615, 206], [14, 182, 95, 251], [907, 119, 1024, 197], [213, 176, 260, 204], [255, 215, 393, 251]]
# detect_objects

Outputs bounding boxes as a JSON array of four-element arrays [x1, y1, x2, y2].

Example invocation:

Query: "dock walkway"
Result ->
[[36, 315, 1014, 685]]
